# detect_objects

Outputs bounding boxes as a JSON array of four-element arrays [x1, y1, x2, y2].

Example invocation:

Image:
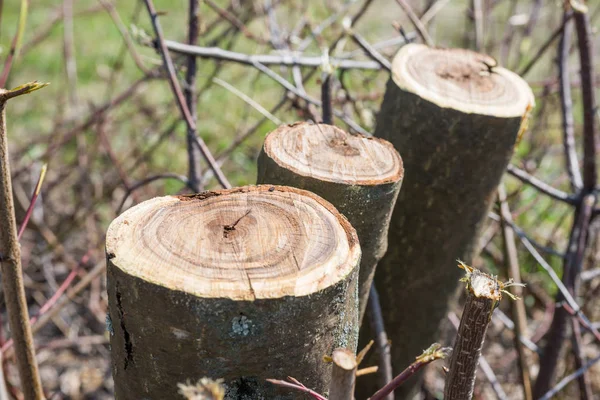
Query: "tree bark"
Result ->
[[444, 264, 503, 400], [257, 122, 403, 321], [106, 185, 361, 399], [363, 43, 534, 399]]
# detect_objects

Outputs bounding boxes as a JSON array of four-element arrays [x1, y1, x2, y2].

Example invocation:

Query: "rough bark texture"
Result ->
[[106, 185, 360, 399], [257, 122, 403, 320], [358, 44, 534, 399], [444, 267, 501, 400]]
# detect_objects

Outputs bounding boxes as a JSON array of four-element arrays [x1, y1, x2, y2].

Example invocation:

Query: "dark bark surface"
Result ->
[[359, 77, 527, 398], [257, 123, 403, 321]]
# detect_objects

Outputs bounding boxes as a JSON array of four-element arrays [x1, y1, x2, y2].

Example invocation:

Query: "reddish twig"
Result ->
[[17, 164, 47, 240], [266, 377, 327, 400], [368, 343, 449, 400]]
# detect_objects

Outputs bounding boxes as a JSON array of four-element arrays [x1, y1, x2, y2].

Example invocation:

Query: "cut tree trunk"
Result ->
[[106, 185, 361, 399], [257, 122, 403, 320], [362, 43, 534, 399]]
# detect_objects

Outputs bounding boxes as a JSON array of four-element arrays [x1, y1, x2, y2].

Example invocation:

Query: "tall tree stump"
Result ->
[[106, 185, 361, 399], [367, 44, 534, 398], [257, 122, 403, 320]]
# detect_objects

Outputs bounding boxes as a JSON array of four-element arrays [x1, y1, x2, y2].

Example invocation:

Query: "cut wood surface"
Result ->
[[106, 185, 361, 399], [329, 348, 357, 400], [359, 43, 534, 399], [257, 122, 403, 320]]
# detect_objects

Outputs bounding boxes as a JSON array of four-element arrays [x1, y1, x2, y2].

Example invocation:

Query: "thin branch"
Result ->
[[368, 343, 450, 400], [493, 309, 539, 353], [0, 0, 27, 87], [367, 285, 393, 400], [570, 318, 593, 399], [421, 0, 453, 25], [534, 194, 596, 397], [143, 0, 231, 189], [394, 0, 434, 46], [538, 354, 600, 400], [497, 184, 533, 400], [558, 10, 583, 191], [250, 61, 370, 135], [472, 0, 483, 51], [266, 377, 327, 400], [346, 28, 392, 72], [213, 78, 282, 125], [17, 163, 47, 240], [321, 67, 333, 125], [163, 40, 382, 70], [184, 0, 202, 192], [573, 6, 598, 190], [519, 14, 572, 77], [506, 164, 577, 204], [488, 211, 566, 259], [97, 0, 149, 75], [204, 0, 266, 44], [117, 173, 191, 214]]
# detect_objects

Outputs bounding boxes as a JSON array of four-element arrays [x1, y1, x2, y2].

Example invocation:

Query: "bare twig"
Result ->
[[538, 354, 600, 400], [143, 0, 231, 189], [421, 0, 453, 25], [519, 14, 572, 76], [213, 78, 282, 125], [394, 0, 434, 46], [0, 82, 47, 400], [570, 318, 593, 399], [97, 0, 149, 75], [368, 343, 450, 400], [0, 0, 27, 87], [117, 173, 191, 214], [533, 194, 596, 397], [266, 377, 327, 400], [472, 0, 484, 51], [506, 164, 577, 204], [17, 163, 47, 240], [346, 28, 392, 72], [184, 0, 202, 192], [497, 184, 533, 400], [367, 285, 393, 400], [163, 40, 382, 70], [558, 10, 583, 191], [250, 61, 370, 135], [321, 63, 334, 125]]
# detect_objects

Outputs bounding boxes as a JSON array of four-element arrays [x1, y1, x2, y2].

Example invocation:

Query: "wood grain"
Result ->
[[106, 185, 361, 399]]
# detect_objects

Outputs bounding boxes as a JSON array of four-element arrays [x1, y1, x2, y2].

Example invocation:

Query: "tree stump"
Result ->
[[257, 122, 403, 320], [366, 44, 534, 398], [106, 185, 361, 399]]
